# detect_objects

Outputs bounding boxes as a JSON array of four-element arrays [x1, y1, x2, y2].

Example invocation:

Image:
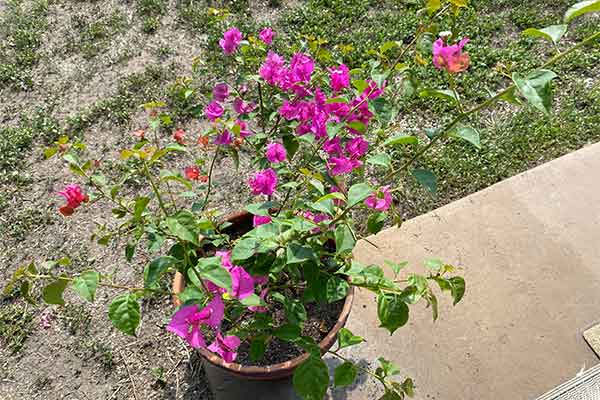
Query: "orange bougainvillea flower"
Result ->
[[233, 137, 244, 147], [173, 129, 186, 145], [432, 38, 470, 74], [132, 129, 145, 139], [197, 135, 209, 149]]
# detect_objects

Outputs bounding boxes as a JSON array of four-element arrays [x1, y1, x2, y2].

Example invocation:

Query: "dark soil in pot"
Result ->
[[234, 297, 345, 366]]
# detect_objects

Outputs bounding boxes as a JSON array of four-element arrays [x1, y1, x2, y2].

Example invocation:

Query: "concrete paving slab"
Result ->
[[339, 143, 600, 400]]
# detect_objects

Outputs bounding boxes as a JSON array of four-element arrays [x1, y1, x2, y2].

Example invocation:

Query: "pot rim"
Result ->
[[171, 210, 355, 379]]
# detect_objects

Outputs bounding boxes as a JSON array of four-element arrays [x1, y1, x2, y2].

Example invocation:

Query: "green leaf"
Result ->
[[326, 277, 350, 302], [273, 323, 302, 341], [108, 294, 140, 336], [196, 257, 232, 291], [564, 0, 600, 22], [245, 201, 278, 216], [42, 276, 69, 305], [250, 336, 267, 362], [385, 260, 408, 277], [412, 169, 437, 193], [512, 69, 557, 115], [282, 134, 300, 159], [309, 179, 325, 196], [383, 134, 418, 146], [419, 88, 458, 103], [286, 243, 316, 264], [177, 286, 205, 304], [449, 276, 466, 305], [522, 25, 568, 45], [426, 0, 442, 14], [378, 357, 401, 376], [44, 147, 58, 159], [166, 211, 199, 245], [71, 271, 99, 302], [335, 225, 356, 255], [367, 153, 392, 169], [367, 212, 387, 234], [499, 87, 522, 105], [352, 79, 369, 93], [377, 294, 409, 334], [424, 258, 443, 273], [293, 357, 330, 400], [347, 183, 373, 207], [450, 126, 481, 149], [232, 237, 260, 261], [338, 327, 364, 349], [347, 120, 366, 134], [123, 240, 135, 262], [144, 256, 179, 287], [334, 362, 358, 387], [240, 293, 266, 307]]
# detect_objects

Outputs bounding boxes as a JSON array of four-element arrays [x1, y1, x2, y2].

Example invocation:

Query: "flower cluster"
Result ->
[[169, 251, 269, 361]]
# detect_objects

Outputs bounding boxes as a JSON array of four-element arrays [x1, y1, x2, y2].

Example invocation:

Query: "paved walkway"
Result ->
[[341, 143, 600, 400]]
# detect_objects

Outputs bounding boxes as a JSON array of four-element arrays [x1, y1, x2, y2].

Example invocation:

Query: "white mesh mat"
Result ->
[[536, 364, 600, 400]]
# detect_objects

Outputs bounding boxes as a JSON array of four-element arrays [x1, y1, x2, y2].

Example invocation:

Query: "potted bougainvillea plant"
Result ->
[[5, 1, 599, 399]]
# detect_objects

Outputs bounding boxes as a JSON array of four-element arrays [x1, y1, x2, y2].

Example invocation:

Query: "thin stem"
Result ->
[[25, 272, 170, 294], [202, 145, 220, 211], [258, 82, 267, 135], [142, 162, 169, 216]]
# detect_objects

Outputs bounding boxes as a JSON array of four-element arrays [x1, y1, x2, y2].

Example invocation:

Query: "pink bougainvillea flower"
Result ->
[[253, 275, 268, 286], [184, 166, 201, 181], [132, 129, 145, 139], [432, 38, 470, 74], [328, 63, 350, 92], [266, 143, 287, 163], [234, 119, 252, 138], [248, 168, 278, 195], [248, 288, 268, 313], [229, 266, 255, 300], [328, 156, 362, 175], [258, 27, 275, 45], [219, 27, 242, 55], [57, 184, 88, 216], [212, 83, 229, 102], [310, 111, 328, 138], [167, 296, 224, 349], [365, 185, 392, 211], [208, 332, 241, 362], [173, 129, 186, 144], [253, 215, 272, 226], [205, 101, 224, 122], [345, 136, 369, 159], [216, 250, 233, 270], [214, 130, 233, 145], [233, 97, 257, 115], [259, 51, 286, 85], [323, 136, 343, 156], [290, 52, 314, 83], [363, 79, 386, 99]]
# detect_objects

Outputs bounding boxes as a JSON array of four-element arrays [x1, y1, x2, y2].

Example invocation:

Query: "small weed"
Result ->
[[2, 207, 53, 241], [137, 0, 166, 34], [142, 16, 161, 34], [0, 303, 34, 354], [71, 9, 127, 59], [0, 0, 48, 90], [60, 304, 92, 335]]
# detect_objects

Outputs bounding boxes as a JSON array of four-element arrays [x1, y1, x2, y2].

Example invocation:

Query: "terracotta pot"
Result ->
[[171, 211, 355, 380]]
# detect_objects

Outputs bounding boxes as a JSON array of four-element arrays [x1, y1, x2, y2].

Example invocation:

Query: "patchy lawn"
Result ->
[[0, 0, 598, 399]]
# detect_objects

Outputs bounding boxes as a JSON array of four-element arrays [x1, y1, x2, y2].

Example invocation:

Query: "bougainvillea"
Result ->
[[10, 3, 600, 400]]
